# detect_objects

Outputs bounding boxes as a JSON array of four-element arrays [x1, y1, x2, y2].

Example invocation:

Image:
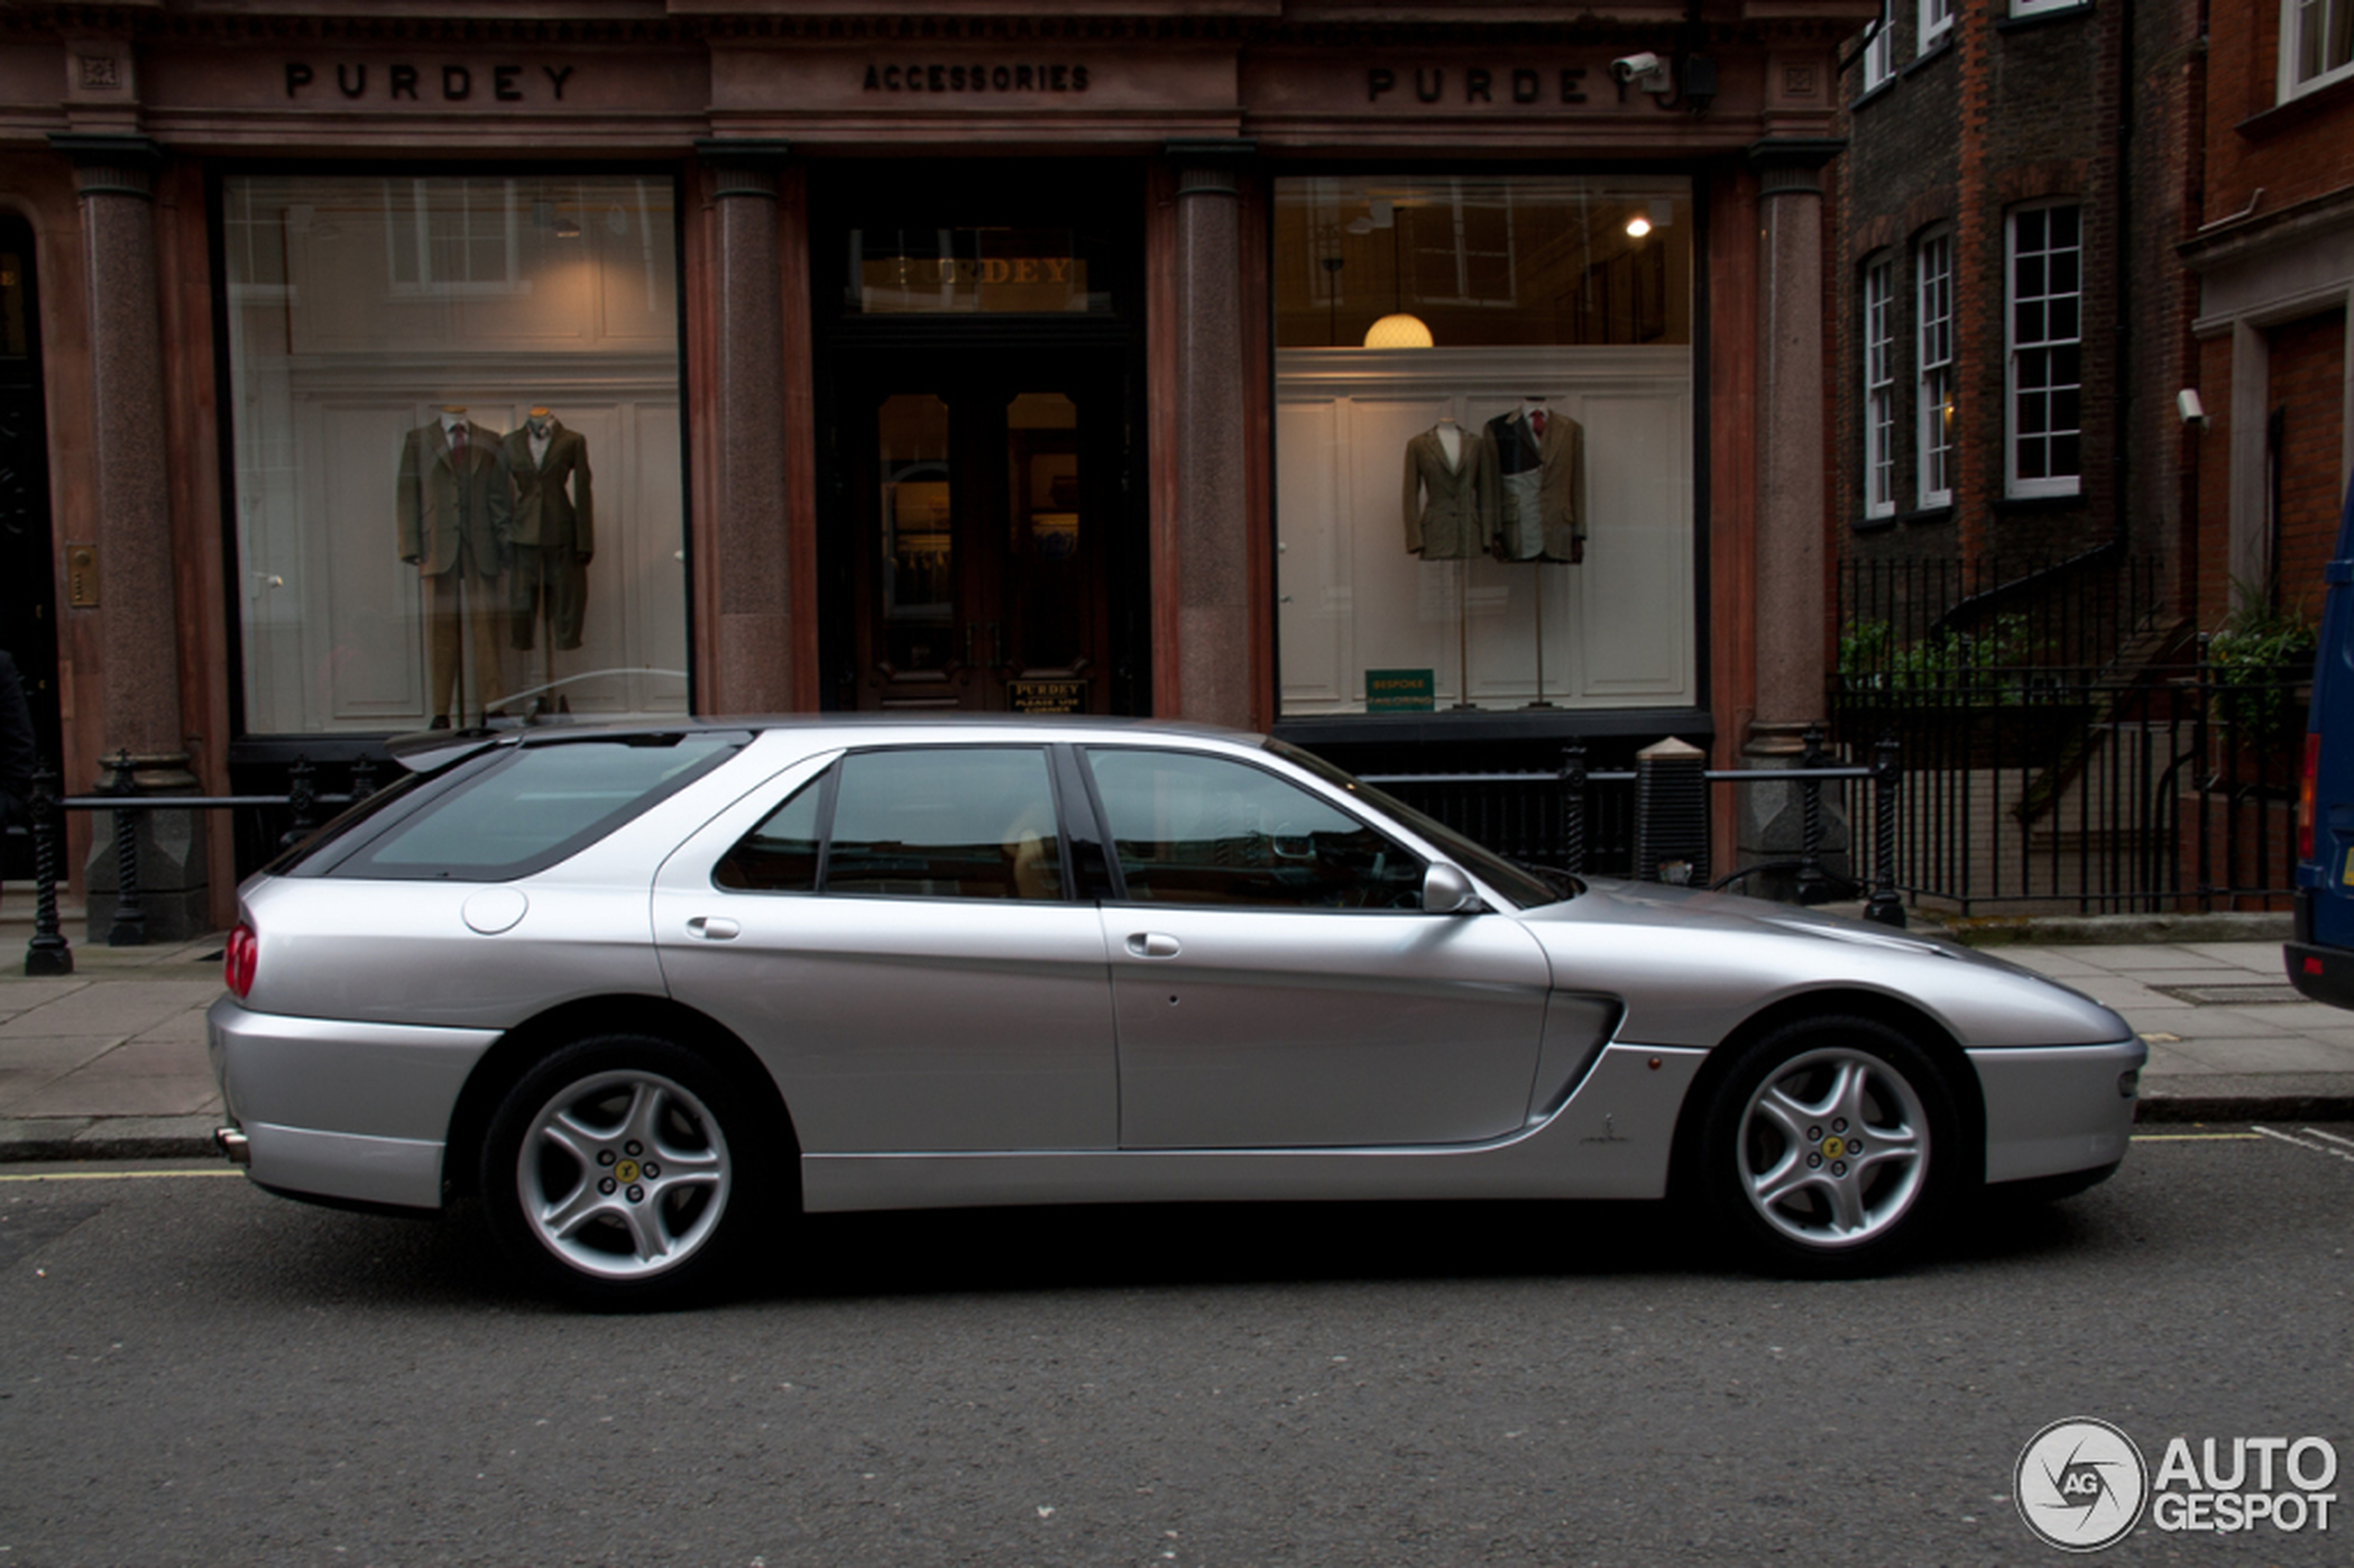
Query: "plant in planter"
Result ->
[[2206, 588, 2317, 748]]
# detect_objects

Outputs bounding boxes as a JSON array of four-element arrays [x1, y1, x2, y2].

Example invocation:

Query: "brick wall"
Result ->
[[2272, 309, 2350, 614], [2205, 0, 2354, 218], [1831, 2, 2185, 575]]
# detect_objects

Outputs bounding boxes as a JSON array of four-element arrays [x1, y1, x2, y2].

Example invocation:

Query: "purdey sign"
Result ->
[[283, 62, 578, 101]]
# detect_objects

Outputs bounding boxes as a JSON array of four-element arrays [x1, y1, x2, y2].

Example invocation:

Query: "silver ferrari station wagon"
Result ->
[[209, 718, 2144, 1304]]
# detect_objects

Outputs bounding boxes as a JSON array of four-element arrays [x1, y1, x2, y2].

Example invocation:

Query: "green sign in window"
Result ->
[[1365, 668, 1435, 713]]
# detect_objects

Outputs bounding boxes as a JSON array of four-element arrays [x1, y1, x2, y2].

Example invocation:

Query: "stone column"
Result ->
[[50, 133, 206, 941], [1740, 139, 1848, 897], [1163, 142, 1255, 729], [695, 140, 795, 714]]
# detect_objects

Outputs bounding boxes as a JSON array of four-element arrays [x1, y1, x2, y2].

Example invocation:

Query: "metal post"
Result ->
[[1865, 734, 1906, 928], [1796, 725, 1829, 905], [23, 765, 73, 976], [349, 755, 380, 803], [1633, 737, 1708, 886], [104, 749, 146, 947], [1559, 742, 1588, 876], [281, 755, 317, 848]]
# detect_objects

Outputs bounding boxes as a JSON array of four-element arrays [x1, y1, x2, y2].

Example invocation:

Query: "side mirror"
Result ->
[[1422, 863, 1481, 915]]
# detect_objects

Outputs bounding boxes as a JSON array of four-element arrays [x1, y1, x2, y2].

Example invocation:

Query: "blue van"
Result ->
[[2289, 472, 2354, 1007]]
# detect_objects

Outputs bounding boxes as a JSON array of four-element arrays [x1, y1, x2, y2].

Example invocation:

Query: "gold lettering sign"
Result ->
[[858, 229, 1088, 314], [1009, 679, 1087, 714]]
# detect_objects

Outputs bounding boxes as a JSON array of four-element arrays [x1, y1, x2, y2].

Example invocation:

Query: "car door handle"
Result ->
[[686, 917, 740, 941], [1125, 932, 1181, 958]]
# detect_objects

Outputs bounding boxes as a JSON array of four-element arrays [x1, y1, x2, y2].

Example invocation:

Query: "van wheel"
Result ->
[[482, 1035, 758, 1307], [1695, 1016, 1959, 1277]]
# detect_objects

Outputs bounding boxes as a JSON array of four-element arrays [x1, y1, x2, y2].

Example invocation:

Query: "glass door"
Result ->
[[848, 353, 1120, 713]]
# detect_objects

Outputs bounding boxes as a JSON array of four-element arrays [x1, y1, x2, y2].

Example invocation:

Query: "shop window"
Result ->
[[2284, 0, 2354, 96], [2006, 202, 2082, 499], [221, 173, 687, 734], [1272, 175, 1694, 715], [1916, 229, 1955, 509], [1863, 255, 1896, 522]]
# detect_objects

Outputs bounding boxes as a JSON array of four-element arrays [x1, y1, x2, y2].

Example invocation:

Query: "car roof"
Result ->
[[386, 713, 1265, 772]]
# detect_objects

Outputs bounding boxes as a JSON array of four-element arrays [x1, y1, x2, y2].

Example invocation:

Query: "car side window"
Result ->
[[829, 748, 1064, 900], [714, 772, 827, 891], [1082, 749, 1424, 910], [719, 747, 1065, 901]]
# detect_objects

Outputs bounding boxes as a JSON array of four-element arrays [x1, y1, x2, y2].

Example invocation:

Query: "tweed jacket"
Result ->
[[499, 420, 595, 559], [1480, 408, 1585, 563], [397, 420, 512, 576], [1402, 424, 1487, 560]]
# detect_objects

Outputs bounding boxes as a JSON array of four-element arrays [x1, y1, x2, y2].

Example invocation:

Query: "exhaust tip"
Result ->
[[214, 1127, 250, 1167]]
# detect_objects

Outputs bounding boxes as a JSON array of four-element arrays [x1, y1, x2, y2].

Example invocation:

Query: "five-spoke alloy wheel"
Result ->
[[484, 1035, 759, 1306], [1695, 1016, 1960, 1276]]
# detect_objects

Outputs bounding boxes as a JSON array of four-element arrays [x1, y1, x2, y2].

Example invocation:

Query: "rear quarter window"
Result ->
[[321, 734, 743, 881]]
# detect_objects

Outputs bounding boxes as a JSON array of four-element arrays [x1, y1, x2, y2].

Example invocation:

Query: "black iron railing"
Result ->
[[1829, 654, 2304, 914], [17, 738, 1911, 974], [16, 752, 380, 976], [1364, 731, 1906, 926], [1838, 550, 2171, 679]]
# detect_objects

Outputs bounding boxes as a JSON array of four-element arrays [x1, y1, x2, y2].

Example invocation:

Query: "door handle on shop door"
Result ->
[[686, 917, 740, 941], [1125, 932, 1181, 958]]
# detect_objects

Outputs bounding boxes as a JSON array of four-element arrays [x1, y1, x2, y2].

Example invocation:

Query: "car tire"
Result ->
[[1694, 1015, 1961, 1277], [481, 1034, 766, 1308]]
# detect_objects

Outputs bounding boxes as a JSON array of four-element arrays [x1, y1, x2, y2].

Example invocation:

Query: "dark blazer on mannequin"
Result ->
[[499, 420, 595, 559], [397, 420, 512, 575], [1402, 425, 1487, 560], [1480, 408, 1585, 563]]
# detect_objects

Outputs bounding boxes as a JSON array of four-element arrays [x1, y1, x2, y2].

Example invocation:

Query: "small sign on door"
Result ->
[[1010, 679, 1086, 714]]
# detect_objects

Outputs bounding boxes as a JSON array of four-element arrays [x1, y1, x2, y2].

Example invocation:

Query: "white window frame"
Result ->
[[386, 176, 530, 297], [2281, 0, 2354, 98], [2010, 0, 2080, 18], [1862, 5, 1895, 90], [1916, 229, 1955, 510], [2006, 202, 2082, 499], [1863, 256, 1896, 520], [1919, 0, 1954, 56]]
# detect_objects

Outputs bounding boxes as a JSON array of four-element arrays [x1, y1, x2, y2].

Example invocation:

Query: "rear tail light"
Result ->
[[224, 922, 258, 1000], [2299, 731, 2320, 864]]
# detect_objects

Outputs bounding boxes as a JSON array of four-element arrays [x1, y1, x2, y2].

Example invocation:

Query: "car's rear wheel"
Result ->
[[482, 1035, 759, 1307], [1695, 1015, 1960, 1276]]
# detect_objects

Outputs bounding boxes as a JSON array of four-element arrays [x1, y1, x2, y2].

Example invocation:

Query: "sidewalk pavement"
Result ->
[[1, 892, 2348, 1165]]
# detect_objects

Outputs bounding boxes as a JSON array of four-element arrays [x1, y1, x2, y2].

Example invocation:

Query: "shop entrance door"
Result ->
[[843, 351, 1125, 714]]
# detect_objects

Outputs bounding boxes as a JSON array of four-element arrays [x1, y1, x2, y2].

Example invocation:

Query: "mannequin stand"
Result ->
[[1449, 561, 1478, 711], [1525, 569, 1556, 709]]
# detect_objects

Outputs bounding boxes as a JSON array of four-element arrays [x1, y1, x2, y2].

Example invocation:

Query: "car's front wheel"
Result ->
[[482, 1035, 760, 1307], [1695, 1016, 1961, 1276]]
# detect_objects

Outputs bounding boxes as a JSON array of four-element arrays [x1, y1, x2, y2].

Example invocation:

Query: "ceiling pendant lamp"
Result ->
[[1362, 201, 1432, 348], [1363, 311, 1435, 348]]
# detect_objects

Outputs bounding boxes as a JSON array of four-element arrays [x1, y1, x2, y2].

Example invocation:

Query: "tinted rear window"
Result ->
[[323, 734, 742, 880]]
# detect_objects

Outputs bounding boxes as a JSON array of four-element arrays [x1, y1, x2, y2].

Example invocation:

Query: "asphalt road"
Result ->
[[1, 1129, 2348, 1567]]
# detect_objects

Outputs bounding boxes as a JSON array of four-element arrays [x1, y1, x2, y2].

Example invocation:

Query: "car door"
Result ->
[[652, 743, 1117, 1153], [1080, 745, 1551, 1150]]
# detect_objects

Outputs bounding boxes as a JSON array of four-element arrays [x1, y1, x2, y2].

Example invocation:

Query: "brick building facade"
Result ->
[[2182, 0, 2354, 632], [1830, 0, 2200, 603]]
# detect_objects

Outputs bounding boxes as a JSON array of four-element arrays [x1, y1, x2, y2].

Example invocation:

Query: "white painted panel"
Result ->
[[1276, 400, 1348, 709]]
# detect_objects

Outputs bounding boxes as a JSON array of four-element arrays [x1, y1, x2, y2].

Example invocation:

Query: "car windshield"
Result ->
[[1263, 739, 1574, 909]]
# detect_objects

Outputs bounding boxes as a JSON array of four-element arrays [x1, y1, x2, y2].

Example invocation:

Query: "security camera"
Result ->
[[2177, 388, 2208, 429], [1612, 52, 1666, 86]]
